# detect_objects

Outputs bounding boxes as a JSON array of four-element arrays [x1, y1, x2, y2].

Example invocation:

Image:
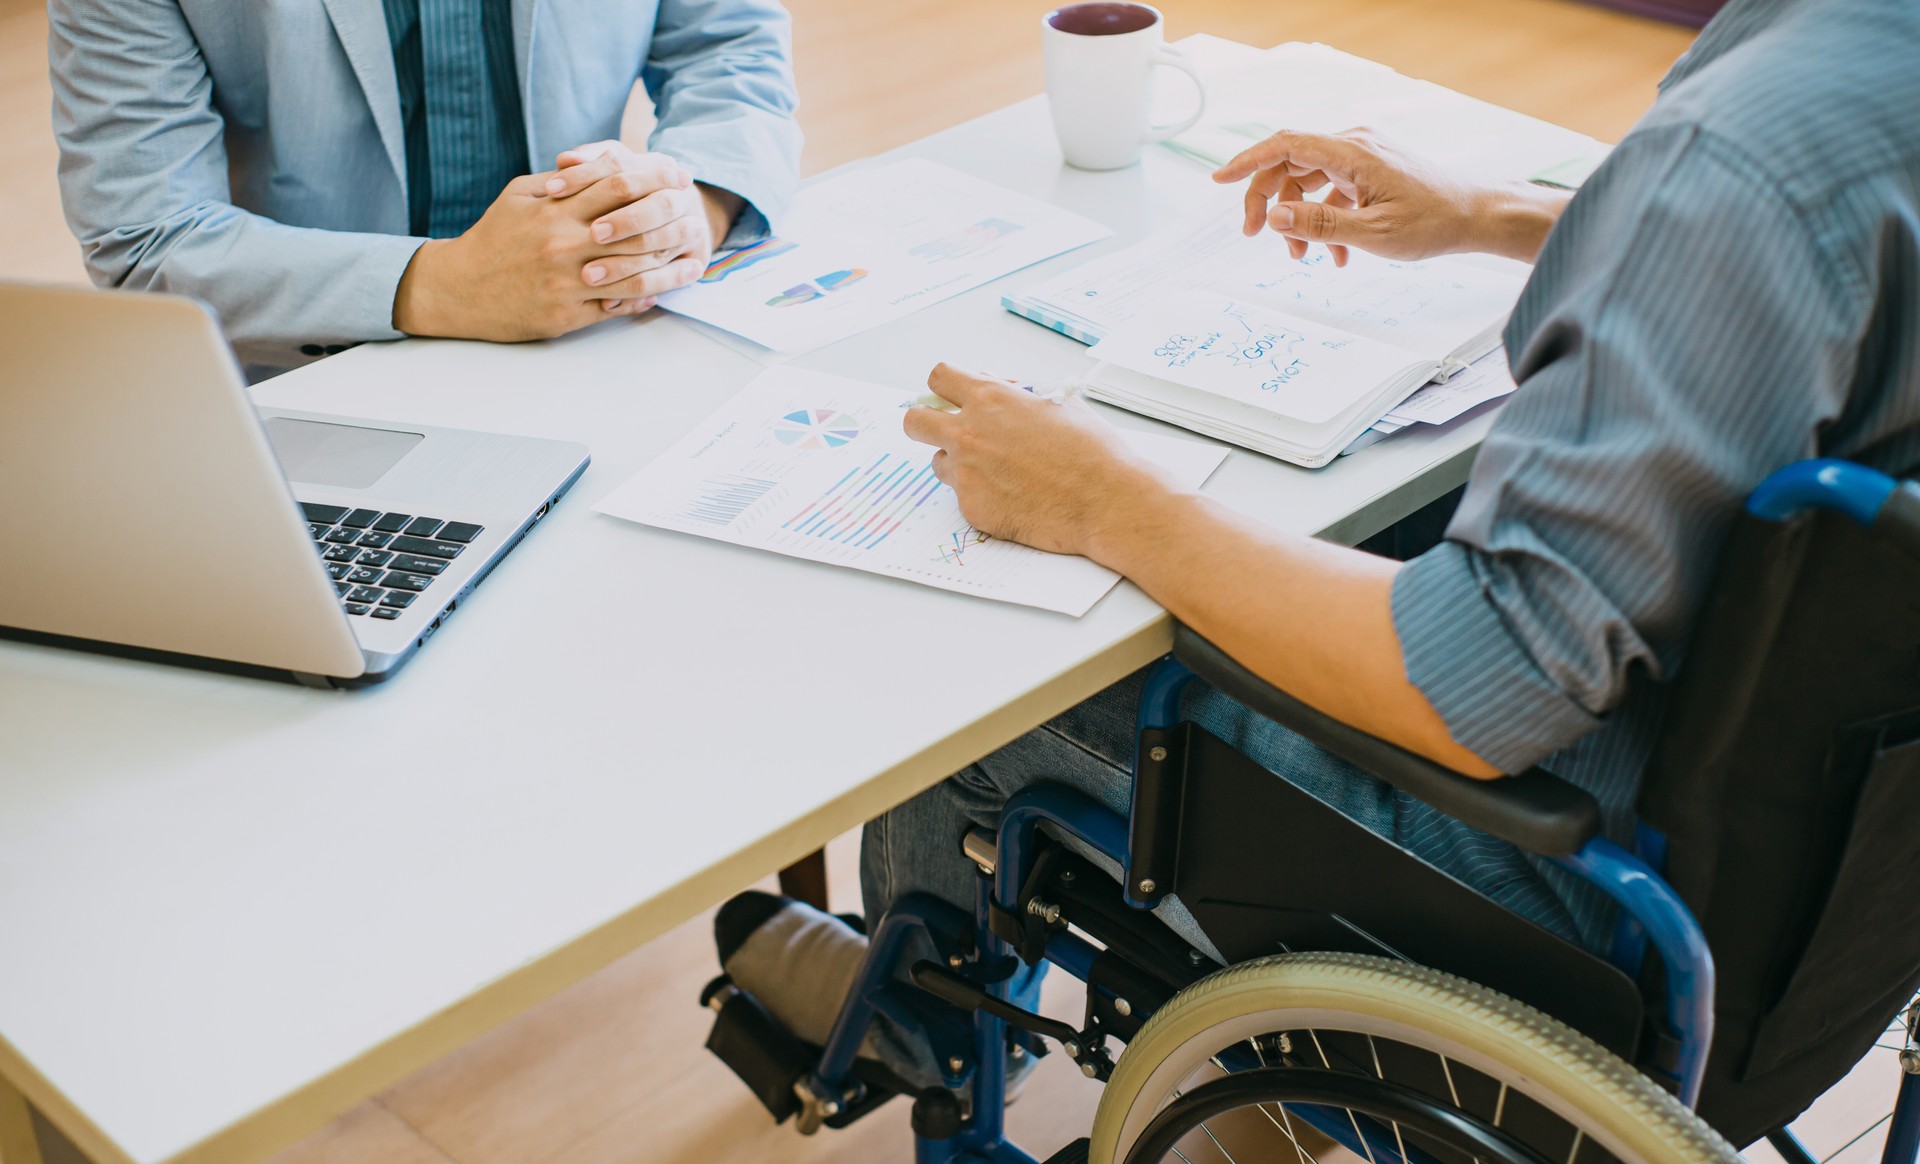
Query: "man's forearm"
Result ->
[[1088, 484, 1501, 778]]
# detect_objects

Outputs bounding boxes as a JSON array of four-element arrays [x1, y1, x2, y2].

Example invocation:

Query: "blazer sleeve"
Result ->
[[47, 0, 427, 371], [640, 0, 803, 247]]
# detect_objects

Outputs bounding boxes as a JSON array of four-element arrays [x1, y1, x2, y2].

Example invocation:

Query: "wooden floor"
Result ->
[[0, 0, 1909, 1162]]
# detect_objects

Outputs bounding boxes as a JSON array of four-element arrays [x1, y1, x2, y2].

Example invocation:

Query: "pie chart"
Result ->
[[774, 409, 863, 450]]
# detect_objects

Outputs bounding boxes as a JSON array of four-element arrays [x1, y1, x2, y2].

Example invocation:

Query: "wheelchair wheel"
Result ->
[[1091, 952, 1739, 1164]]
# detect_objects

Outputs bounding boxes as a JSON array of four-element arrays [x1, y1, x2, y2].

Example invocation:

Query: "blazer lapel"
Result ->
[[513, 0, 543, 167], [319, 0, 409, 194]]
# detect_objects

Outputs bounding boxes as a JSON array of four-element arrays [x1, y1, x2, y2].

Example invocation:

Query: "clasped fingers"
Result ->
[[585, 254, 705, 300], [588, 184, 704, 246], [544, 145, 685, 201]]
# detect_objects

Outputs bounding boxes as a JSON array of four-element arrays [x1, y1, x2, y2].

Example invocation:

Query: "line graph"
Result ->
[[932, 526, 991, 566]]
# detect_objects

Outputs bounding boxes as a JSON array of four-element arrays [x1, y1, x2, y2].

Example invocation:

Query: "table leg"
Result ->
[[777, 848, 831, 911], [0, 1072, 47, 1164]]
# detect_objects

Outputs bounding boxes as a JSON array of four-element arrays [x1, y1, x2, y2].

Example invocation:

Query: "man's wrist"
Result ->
[[392, 238, 452, 336], [697, 183, 745, 249], [1470, 180, 1573, 262], [1083, 470, 1197, 573]]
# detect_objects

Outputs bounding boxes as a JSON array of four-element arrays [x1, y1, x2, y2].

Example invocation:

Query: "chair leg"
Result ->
[[1768, 1126, 1820, 1164], [778, 847, 831, 911]]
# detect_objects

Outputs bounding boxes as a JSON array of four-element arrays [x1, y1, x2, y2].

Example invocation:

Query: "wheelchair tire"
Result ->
[[1090, 952, 1739, 1164]]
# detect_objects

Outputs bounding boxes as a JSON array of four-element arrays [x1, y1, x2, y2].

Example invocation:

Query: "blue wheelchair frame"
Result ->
[[794, 460, 1920, 1164]]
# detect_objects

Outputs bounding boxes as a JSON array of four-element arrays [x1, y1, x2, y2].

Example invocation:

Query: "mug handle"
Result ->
[[1142, 45, 1207, 142]]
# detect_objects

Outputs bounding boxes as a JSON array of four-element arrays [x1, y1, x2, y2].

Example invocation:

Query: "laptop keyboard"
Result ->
[[299, 502, 483, 621]]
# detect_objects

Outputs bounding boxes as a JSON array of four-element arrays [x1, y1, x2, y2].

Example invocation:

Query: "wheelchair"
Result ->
[[702, 457, 1920, 1164]]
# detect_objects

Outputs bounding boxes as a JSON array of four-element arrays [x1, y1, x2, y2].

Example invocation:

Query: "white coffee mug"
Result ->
[[1042, 3, 1207, 171]]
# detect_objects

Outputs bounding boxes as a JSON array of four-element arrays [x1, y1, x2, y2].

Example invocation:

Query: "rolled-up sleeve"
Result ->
[[642, 0, 803, 247], [1392, 124, 1865, 773]]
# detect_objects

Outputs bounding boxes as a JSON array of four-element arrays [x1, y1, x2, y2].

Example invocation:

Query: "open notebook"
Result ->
[[1006, 215, 1528, 467]]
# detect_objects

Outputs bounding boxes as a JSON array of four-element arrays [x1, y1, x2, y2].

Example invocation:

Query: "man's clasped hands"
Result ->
[[393, 142, 742, 342]]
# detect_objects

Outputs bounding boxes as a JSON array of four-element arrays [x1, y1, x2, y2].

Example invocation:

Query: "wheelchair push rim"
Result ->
[[1092, 952, 1740, 1164]]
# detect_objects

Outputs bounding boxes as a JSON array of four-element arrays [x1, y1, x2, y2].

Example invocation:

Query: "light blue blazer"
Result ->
[[47, 0, 802, 371]]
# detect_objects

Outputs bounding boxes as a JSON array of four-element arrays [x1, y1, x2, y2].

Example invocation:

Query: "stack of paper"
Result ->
[[1340, 349, 1518, 455], [594, 369, 1227, 616], [1008, 215, 1527, 466], [662, 159, 1111, 354]]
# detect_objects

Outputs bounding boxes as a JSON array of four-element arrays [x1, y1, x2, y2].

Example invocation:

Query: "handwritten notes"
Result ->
[[1231, 248, 1524, 358], [1010, 215, 1525, 357], [1089, 292, 1421, 425]]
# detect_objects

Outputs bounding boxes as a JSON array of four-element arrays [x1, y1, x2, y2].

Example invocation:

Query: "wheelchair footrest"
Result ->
[[702, 976, 813, 1122], [1043, 1138, 1092, 1164], [700, 975, 909, 1130]]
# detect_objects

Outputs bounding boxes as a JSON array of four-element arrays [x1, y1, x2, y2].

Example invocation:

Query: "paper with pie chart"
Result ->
[[659, 159, 1111, 354], [594, 368, 1228, 615]]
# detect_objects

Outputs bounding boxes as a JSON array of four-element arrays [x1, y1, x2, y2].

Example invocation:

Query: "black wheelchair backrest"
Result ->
[[1638, 485, 1920, 1143]]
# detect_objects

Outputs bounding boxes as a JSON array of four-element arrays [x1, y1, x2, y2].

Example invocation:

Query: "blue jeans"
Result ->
[[855, 664, 1602, 1087], [855, 667, 1405, 1081]]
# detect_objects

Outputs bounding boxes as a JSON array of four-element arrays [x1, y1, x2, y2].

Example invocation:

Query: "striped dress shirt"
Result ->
[[381, 0, 530, 239], [1387, 0, 1920, 948]]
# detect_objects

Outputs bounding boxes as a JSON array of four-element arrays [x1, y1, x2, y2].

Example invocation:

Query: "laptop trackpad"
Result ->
[[264, 417, 425, 489]]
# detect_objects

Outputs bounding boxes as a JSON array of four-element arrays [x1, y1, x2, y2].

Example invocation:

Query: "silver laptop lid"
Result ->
[[0, 284, 368, 679]]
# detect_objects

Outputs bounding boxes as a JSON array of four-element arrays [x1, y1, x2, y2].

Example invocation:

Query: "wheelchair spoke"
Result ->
[[1269, 1100, 1318, 1164], [1308, 1029, 1333, 1070], [1160, 1093, 1202, 1164], [1177, 1064, 1318, 1164], [1196, 1118, 1241, 1164], [1095, 960, 1745, 1164], [1155, 1017, 1663, 1164], [1212, 1046, 1327, 1164], [1365, 1035, 1413, 1164], [1438, 1055, 1463, 1108], [1170, 1081, 1236, 1164], [1820, 1112, 1895, 1164], [1437, 1055, 1484, 1164], [1305, 1029, 1381, 1164]]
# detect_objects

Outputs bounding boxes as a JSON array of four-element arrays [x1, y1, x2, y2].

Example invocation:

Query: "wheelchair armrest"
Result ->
[[1171, 624, 1601, 857]]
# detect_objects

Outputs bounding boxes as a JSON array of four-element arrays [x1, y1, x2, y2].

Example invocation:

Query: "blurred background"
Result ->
[[0, 0, 1697, 287]]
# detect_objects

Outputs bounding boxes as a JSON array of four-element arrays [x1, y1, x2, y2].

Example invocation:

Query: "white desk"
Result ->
[[0, 38, 1592, 1164]]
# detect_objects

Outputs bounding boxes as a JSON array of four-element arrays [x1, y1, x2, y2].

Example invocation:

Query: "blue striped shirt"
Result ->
[[381, 0, 529, 239], [1389, 0, 1920, 949]]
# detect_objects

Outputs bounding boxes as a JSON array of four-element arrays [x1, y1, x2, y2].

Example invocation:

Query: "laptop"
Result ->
[[0, 283, 590, 687]]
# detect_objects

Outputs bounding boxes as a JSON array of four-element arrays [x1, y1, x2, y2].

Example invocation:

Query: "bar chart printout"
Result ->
[[687, 473, 781, 526], [779, 454, 941, 554], [593, 368, 1230, 615]]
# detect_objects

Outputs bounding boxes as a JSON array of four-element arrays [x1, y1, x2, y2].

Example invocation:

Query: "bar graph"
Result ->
[[778, 453, 944, 552], [684, 473, 780, 526], [593, 367, 1224, 615]]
